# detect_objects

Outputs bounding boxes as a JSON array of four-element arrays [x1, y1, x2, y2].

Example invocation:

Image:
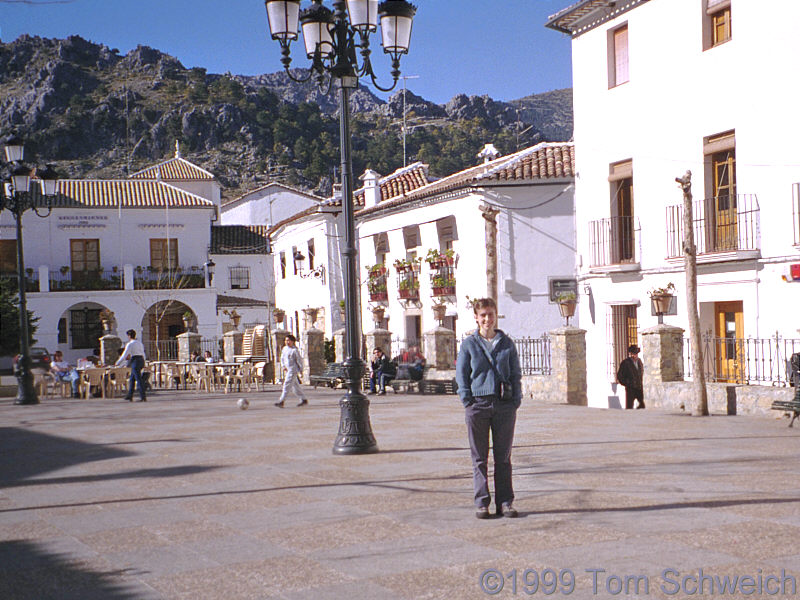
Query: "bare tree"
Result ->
[[129, 268, 201, 360], [676, 171, 709, 416]]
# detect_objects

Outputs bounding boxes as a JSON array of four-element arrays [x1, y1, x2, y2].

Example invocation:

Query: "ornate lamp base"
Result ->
[[333, 392, 378, 454]]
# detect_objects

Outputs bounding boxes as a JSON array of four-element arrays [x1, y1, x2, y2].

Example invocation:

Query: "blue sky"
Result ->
[[1, 0, 573, 104]]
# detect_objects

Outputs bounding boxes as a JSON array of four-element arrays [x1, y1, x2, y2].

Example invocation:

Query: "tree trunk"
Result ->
[[480, 204, 499, 304], [676, 171, 709, 416]]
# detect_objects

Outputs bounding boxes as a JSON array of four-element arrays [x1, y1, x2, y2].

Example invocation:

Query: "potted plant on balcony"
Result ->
[[393, 257, 420, 274], [432, 274, 456, 296], [648, 282, 676, 315], [368, 279, 388, 302], [398, 277, 420, 299], [366, 263, 387, 277], [555, 291, 578, 324]]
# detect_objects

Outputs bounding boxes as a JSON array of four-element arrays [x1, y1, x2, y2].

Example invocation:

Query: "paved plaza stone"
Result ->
[[1, 386, 799, 599]]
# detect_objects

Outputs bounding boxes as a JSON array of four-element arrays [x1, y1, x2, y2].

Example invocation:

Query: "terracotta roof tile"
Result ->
[[130, 157, 216, 181], [29, 180, 214, 209], [356, 142, 574, 217], [210, 226, 270, 254]]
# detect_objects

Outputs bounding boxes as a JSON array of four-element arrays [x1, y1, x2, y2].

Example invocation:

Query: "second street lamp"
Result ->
[[263, 0, 416, 454], [1, 137, 59, 405]]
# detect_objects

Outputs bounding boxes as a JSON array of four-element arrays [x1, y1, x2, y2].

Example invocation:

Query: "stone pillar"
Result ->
[[547, 326, 587, 406], [177, 332, 201, 362], [100, 334, 122, 366], [123, 264, 134, 291], [334, 328, 346, 363], [364, 328, 392, 363], [223, 330, 243, 363], [273, 329, 290, 381], [302, 327, 325, 382], [423, 326, 456, 372], [642, 324, 685, 384]]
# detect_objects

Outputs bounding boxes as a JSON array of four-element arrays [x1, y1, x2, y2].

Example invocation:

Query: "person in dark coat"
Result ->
[[617, 344, 644, 409], [369, 347, 396, 395]]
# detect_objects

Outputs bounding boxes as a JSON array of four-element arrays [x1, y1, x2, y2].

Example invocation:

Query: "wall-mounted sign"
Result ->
[[548, 277, 578, 303], [57, 215, 109, 229]]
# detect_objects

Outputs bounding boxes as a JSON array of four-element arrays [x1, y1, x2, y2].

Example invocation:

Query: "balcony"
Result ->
[[133, 266, 205, 290], [588, 216, 640, 271], [430, 265, 456, 298], [0, 271, 39, 292], [666, 194, 760, 260], [49, 269, 123, 292]]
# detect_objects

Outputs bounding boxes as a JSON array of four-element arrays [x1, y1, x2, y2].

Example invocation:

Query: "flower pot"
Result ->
[[558, 300, 577, 319], [369, 292, 388, 302], [651, 294, 673, 315], [273, 309, 285, 325], [399, 288, 418, 300], [432, 304, 446, 323], [371, 307, 385, 324]]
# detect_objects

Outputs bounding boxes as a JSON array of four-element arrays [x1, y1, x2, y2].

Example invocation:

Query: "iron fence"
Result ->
[[666, 194, 760, 258], [513, 335, 552, 375], [683, 333, 800, 386], [143, 337, 221, 362], [49, 269, 122, 292], [0, 271, 39, 292]]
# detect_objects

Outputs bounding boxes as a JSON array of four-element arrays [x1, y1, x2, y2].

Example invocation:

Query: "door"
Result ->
[[713, 150, 737, 251], [70, 239, 100, 286], [714, 301, 744, 383]]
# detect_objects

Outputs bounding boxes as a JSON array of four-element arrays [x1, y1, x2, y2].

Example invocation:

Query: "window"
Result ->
[[0, 240, 17, 273], [70, 239, 100, 273], [609, 160, 635, 263], [704, 0, 731, 49], [608, 24, 629, 88], [279, 252, 286, 279], [607, 304, 638, 382], [229, 266, 250, 290], [374, 233, 389, 266], [70, 308, 102, 350], [58, 317, 67, 344], [307, 239, 315, 270], [149, 238, 178, 270]]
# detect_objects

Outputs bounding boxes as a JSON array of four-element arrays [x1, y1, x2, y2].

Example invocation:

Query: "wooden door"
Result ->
[[714, 301, 744, 383], [713, 151, 737, 251]]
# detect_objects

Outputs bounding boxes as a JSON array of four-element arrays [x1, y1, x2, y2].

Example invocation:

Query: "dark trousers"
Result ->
[[465, 396, 517, 509], [625, 386, 644, 409], [127, 355, 146, 400], [369, 371, 393, 392]]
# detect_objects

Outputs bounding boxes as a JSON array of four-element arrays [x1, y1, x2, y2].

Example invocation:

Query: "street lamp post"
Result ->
[[1, 137, 59, 405], [263, 0, 416, 454]]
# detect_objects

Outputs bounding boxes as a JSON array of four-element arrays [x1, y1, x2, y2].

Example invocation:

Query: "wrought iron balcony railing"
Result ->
[[588, 216, 640, 268], [0, 271, 39, 292], [666, 194, 760, 258], [49, 269, 123, 292]]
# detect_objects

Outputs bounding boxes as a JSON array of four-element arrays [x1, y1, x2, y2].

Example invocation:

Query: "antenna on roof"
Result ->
[[401, 75, 419, 168]]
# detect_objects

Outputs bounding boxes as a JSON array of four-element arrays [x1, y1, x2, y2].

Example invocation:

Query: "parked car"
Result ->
[[12, 347, 51, 373]]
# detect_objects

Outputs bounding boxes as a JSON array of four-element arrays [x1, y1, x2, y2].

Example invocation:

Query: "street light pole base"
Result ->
[[14, 374, 40, 405], [333, 392, 378, 454]]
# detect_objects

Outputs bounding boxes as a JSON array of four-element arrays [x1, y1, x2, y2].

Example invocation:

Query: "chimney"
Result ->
[[360, 169, 381, 208], [477, 143, 500, 164]]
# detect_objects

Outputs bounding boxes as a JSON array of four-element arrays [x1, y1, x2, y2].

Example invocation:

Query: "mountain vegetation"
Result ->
[[0, 35, 573, 200]]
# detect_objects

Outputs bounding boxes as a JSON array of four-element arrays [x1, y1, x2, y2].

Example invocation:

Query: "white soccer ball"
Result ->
[[237, 398, 249, 410]]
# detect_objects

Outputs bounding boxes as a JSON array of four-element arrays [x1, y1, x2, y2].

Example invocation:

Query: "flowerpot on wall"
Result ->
[[652, 294, 673, 315], [432, 304, 446, 324], [273, 309, 285, 325], [371, 306, 385, 325]]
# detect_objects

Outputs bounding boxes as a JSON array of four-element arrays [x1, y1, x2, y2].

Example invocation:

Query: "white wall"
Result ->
[[220, 186, 320, 227], [568, 0, 800, 407]]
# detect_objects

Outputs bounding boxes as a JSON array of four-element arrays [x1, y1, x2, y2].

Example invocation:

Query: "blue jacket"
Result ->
[[456, 329, 522, 408]]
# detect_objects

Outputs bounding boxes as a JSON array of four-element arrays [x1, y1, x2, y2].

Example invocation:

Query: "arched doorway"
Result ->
[[141, 301, 194, 360], [56, 302, 110, 362]]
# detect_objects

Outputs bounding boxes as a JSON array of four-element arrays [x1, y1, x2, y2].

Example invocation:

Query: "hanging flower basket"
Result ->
[[371, 306, 385, 323], [558, 300, 577, 319]]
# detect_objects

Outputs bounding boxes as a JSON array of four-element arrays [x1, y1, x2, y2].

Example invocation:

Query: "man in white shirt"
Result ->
[[275, 334, 308, 408], [116, 329, 147, 402]]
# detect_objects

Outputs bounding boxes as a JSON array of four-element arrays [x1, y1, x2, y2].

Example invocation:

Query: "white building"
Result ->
[[0, 177, 218, 363], [355, 143, 577, 347], [209, 225, 273, 331], [220, 182, 323, 228], [547, 0, 800, 407]]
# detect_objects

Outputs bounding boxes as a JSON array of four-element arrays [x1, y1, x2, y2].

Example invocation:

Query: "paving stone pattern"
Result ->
[[1, 387, 799, 599]]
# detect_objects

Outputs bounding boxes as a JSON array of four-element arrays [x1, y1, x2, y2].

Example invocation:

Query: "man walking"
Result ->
[[116, 329, 147, 402], [617, 344, 644, 409], [275, 334, 307, 407]]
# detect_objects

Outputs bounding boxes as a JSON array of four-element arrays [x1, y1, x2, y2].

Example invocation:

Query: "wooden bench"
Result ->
[[771, 397, 800, 428], [310, 362, 347, 389]]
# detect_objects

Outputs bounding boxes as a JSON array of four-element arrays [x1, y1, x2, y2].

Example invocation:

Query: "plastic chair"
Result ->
[[79, 368, 107, 399], [107, 367, 130, 398]]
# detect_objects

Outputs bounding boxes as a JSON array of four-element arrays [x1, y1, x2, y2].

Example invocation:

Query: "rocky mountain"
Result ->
[[0, 35, 573, 200]]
